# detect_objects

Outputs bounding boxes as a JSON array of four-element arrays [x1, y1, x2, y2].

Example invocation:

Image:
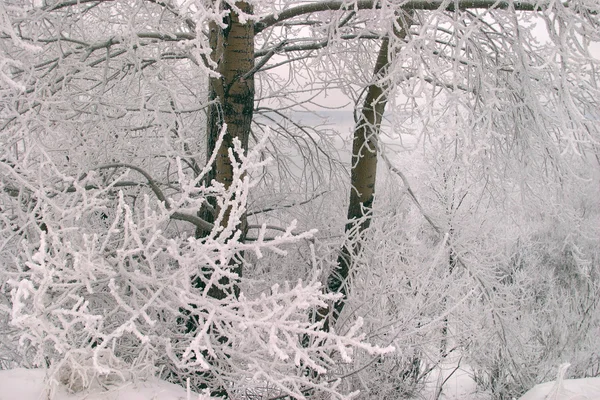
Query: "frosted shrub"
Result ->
[[0, 135, 392, 398], [468, 208, 600, 399]]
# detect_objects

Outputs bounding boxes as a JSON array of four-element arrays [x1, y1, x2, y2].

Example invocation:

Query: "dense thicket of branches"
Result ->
[[1, 1, 599, 399]]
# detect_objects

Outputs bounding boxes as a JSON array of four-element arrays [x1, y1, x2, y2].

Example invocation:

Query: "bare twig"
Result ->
[[247, 191, 329, 217]]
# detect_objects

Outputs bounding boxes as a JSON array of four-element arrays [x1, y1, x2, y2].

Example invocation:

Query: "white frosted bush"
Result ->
[[0, 135, 392, 398]]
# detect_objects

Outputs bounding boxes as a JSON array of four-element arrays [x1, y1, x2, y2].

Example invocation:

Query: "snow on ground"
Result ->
[[424, 363, 488, 400], [516, 364, 600, 400], [0, 368, 205, 400], [518, 377, 600, 400], [3, 366, 600, 400]]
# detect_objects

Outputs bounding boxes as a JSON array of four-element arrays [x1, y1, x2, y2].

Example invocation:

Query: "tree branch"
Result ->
[[171, 212, 214, 232], [43, 0, 114, 11], [246, 224, 288, 232], [254, 33, 382, 57], [245, 41, 288, 79], [256, 0, 543, 33], [94, 163, 215, 232], [95, 163, 168, 205], [247, 191, 329, 217], [379, 152, 441, 235]]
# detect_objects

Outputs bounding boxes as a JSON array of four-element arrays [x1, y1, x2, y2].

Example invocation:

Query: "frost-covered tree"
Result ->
[[1, 0, 600, 399]]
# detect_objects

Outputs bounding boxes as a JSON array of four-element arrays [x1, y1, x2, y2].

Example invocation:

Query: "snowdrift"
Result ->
[[519, 377, 600, 400], [519, 364, 600, 400]]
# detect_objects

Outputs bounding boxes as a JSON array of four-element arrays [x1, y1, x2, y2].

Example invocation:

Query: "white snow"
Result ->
[[518, 364, 600, 400], [425, 363, 487, 400], [518, 377, 600, 400], [0, 368, 205, 400], [3, 366, 600, 400]]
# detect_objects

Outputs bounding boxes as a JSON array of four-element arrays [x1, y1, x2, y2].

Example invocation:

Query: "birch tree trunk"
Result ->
[[190, 3, 255, 396], [318, 13, 412, 332], [196, 1, 255, 300]]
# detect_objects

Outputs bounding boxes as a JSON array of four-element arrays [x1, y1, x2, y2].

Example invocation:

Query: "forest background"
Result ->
[[1, 1, 600, 399]]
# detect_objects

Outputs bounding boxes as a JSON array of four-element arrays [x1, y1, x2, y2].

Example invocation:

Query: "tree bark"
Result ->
[[186, 3, 255, 397], [196, 1, 255, 300], [317, 14, 412, 332]]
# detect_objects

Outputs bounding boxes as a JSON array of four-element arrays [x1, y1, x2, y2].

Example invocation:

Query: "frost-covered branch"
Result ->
[[256, 0, 552, 33]]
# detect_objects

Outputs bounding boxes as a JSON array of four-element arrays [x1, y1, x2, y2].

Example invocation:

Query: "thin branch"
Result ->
[[94, 163, 214, 232], [64, 181, 144, 193], [254, 107, 338, 166], [136, 32, 195, 41], [254, 33, 382, 57], [379, 152, 442, 234], [44, 0, 113, 11], [171, 212, 214, 232], [255, 53, 315, 72], [145, 0, 197, 32], [433, 356, 463, 400], [247, 191, 329, 217], [95, 163, 168, 205], [245, 40, 288, 79], [246, 224, 288, 233]]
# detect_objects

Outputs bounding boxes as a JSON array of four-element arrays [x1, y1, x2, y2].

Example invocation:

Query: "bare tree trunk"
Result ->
[[317, 14, 412, 332]]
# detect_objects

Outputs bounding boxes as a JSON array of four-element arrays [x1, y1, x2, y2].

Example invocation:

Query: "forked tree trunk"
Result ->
[[317, 14, 412, 332]]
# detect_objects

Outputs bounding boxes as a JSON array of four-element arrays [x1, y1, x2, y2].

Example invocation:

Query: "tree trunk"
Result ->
[[318, 14, 412, 332], [196, 1, 255, 299], [188, 3, 254, 397]]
